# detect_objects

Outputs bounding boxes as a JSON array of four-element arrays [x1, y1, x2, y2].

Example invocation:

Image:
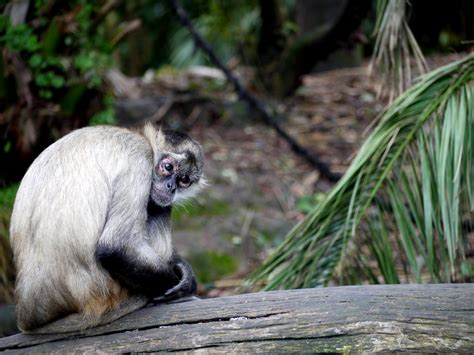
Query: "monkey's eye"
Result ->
[[178, 175, 191, 188], [158, 159, 175, 177]]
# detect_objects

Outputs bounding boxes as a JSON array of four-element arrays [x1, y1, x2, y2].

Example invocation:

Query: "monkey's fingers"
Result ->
[[164, 261, 197, 297], [163, 280, 187, 298]]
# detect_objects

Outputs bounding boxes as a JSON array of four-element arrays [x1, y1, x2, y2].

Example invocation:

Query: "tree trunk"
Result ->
[[262, 0, 371, 97]]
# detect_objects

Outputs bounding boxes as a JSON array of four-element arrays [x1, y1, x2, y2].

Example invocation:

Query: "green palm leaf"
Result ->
[[247, 54, 474, 290], [369, 0, 428, 100]]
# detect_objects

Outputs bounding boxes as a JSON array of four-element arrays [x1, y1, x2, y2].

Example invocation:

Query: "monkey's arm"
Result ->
[[96, 248, 196, 298], [163, 255, 197, 298], [95, 151, 196, 299]]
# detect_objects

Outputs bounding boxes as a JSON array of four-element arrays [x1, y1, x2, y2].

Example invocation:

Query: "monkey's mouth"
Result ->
[[150, 187, 174, 207]]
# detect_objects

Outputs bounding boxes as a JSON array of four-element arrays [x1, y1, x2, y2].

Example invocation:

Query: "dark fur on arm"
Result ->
[[95, 245, 196, 299]]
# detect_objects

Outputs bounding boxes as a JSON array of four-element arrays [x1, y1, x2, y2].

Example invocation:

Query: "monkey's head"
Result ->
[[150, 130, 205, 207]]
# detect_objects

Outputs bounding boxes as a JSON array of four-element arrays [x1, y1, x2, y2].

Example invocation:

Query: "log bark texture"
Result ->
[[0, 284, 473, 353]]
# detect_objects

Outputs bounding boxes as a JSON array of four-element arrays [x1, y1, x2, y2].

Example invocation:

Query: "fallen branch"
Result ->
[[1, 284, 472, 352]]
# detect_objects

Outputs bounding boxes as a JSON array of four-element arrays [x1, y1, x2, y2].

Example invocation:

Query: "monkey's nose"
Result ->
[[166, 182, 177, 193]]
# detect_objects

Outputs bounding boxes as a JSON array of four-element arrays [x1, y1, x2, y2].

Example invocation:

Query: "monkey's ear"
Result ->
[[142, 123, 166, 161]]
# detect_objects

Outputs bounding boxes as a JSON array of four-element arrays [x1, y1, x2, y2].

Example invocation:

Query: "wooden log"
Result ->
[[0, 284, 473, 353]]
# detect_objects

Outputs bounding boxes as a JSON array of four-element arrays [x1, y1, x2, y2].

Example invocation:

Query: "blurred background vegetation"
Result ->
[[0, 0, 473, 335]]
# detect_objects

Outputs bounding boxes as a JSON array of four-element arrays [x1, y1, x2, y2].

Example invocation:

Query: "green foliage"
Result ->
[[0, 183, 19, 263], [0, 184, 17, 304], [296, 193, 326, 214], [188, 251, 238, 285], [0, 1, 115, 120], [1, 22, 39, 52], [247, 54, 474, 290], [89, 95, 116, 125], [169, 1, 259, 68], [0, 183, 19, 211], [370, 0, 427, 100], [171, 199, 231, 223], [3, 141, 11, 153]]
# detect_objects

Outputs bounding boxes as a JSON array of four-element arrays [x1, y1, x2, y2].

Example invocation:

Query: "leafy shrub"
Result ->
[[0, 2, 112, 108], [0, 1, 121, 183]]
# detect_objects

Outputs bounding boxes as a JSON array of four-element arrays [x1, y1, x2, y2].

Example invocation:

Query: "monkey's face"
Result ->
[[150, 132, 204, 207]]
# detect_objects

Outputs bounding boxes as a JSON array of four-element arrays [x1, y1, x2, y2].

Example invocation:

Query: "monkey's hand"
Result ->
[[167, 256, 197, 298], [153, 256, 197, 303]]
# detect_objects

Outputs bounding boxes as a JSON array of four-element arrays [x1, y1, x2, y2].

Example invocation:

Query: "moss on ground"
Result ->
[[171, 199, 231, 223], [188, 251, 238, 285]]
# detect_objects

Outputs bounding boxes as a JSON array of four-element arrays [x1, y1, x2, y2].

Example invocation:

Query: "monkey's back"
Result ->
[[10, 126, 154, 331]]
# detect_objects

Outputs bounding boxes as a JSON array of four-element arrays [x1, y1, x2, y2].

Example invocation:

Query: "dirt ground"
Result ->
[[118, 53, 465, 296], [164, 65, 381, 296]]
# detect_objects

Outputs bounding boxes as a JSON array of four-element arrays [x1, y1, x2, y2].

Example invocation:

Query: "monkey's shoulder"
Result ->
[[64, 126, 146, 146], [22, 126, 153, 190], [42, 126, 151, 161]]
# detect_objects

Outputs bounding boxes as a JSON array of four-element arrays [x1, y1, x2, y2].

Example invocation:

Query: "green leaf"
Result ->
[[35, 73, 48, 87], [60, 84, 87, 115], [74, 52, 95, 72], [28, 54, 44, 68], [3, 23, 40, 52], [247, 54, 474, 290], [50, 75, 65, 88], [3, 141, 11, 153], [42, 19, 61, 55], [39, 89, 52, 99]]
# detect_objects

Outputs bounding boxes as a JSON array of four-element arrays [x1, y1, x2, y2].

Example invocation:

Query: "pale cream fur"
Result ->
[[10, 124, 204, 333]]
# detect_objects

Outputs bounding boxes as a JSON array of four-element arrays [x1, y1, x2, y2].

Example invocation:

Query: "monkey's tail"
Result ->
[[24, 296, 148, 334]]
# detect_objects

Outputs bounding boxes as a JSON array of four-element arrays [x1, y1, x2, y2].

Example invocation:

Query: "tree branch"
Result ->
[[2, 285, 473, 352]]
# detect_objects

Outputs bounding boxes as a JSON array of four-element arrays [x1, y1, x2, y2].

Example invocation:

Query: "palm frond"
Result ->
[[247, 54, 474, 290], [369, 0, 428, 101]]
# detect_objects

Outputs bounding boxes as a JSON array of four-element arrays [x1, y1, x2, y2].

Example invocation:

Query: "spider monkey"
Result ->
[[10, 124, 205, 333]]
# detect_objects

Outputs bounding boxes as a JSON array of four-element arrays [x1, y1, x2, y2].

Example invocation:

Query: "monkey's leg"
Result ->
[[26, 296, 147, 334]]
